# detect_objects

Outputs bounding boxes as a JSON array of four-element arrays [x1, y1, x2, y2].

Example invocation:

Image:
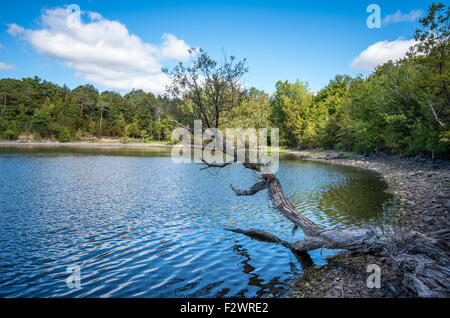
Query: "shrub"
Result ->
[[58, 126, 71, 142], [74, 128, 83, 141], [2, 129, 18, 140]]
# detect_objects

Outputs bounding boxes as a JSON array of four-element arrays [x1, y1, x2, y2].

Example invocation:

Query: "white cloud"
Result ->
[[0, 62, 14, 70], [8, 7, 192, 94], [159, 33, 191, 61], [383, 9, 424, 25], [350, 39, 417, 71], [7, 23, 25, 36]]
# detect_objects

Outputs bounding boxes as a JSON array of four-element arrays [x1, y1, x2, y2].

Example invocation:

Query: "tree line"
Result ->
[[0, 79, 190, 143], [0, 3, 448, 158]]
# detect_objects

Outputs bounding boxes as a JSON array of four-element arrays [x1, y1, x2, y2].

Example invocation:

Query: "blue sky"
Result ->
[[0, 0, 435, 94]]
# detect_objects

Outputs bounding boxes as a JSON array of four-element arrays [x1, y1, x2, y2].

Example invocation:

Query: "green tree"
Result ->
[[58, 126, 71, 142], [269, 80, 314, 146], [125, 116, 140, 138], [164, 49, 248, 129], [226, 88, 271, 129]]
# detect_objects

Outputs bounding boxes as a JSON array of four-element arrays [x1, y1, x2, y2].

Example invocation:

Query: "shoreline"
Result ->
[[0, 140, 172, 149], [287, 153, 450, 298], [1, 141, 448, 297]]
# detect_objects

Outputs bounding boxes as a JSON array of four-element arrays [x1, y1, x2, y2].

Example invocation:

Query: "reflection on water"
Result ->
[[0, 146, 392, 298], [279, 154, 392, 227]]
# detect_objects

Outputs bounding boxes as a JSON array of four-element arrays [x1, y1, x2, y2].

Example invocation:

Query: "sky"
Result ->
[[0, 0, 436, 94]]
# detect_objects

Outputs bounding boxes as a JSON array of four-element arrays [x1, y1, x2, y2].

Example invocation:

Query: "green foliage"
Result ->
[[2, 121, 19, 140], [263, 3, 449, 158], [0, 76, 185, 142], [164, 49, 248, 129], [74, 128, 83, 141], [225, 88, 271, 129], [57, 126, 71, 142], [0, 3, 448, 158], [2, 129, 18, 140], [125, 116, 140, 138], [270, 80, 314, 146]]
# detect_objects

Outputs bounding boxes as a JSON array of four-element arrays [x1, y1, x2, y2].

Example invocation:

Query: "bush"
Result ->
[[2, 129, 18, 140], [74, 128, 83, 141], [0, 119, 8, 133], [57, 126, 71, 142]]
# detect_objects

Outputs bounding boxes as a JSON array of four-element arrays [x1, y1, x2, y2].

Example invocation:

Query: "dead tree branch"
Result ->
[[169, 120, 450, 297]]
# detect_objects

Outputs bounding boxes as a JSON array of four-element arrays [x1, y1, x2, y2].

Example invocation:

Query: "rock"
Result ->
[[325, 152, 344, 160], [443, 200, 450, 212], [437, 191, 449, 200], [389, 284, 397, 293], [422, 216, 433, 224]]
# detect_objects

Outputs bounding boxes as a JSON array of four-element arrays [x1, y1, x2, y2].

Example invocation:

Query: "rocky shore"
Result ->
[[286, 152, 450, 298]]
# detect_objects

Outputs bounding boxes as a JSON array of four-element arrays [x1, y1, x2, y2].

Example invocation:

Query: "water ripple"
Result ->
[[0, 148, 392, 297]]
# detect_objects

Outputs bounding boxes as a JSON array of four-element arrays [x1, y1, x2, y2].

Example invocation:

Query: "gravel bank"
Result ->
[[287, 152, 450, 298]]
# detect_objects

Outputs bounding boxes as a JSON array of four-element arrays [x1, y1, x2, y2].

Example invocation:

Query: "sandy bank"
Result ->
[[0, 140, 171, 149]]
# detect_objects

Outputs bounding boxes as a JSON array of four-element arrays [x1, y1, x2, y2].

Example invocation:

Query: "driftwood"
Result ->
[[227, 172, 450, 297], [171, 121, 450, 297]]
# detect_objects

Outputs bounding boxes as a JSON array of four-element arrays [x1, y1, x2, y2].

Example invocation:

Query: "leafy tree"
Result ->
[[31, 98, 53, 138], [164, 49, 248, 128], [269, 80, 313, 146], [125, 116, 140, 138], [72, 85, 99, 118], [57, 126, 71, 142], [226, 87, 271, 129], [409, 2, 449, 122]]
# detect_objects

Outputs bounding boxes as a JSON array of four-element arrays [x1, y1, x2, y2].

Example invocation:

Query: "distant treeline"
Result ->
[[0, 3, 448, 158], [0, 79, 187, 143]]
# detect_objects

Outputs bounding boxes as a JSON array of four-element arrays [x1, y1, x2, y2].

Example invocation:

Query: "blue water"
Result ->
[[0, 146, 391, 297]]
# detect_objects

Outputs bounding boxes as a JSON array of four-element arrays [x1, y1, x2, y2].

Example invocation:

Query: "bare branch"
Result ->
[[230, 181, 269, 196], [428, 101, 445, 127], [168, 120, 194, 134], [200, 159, 231, 171]]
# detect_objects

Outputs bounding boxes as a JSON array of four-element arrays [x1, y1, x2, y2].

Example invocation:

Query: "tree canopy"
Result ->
[[0, 3, 448, 158]]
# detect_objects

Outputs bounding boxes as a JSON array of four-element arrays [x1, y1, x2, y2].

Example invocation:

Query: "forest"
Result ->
[[0, 3, 448, 159]]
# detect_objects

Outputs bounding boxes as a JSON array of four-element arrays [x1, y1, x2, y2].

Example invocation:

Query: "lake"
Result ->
[[0, 146, 392, 297]]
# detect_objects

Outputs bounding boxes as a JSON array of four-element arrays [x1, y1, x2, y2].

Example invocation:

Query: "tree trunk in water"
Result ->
[[227, 173, 450, 297], [170, 120, 450, 297]]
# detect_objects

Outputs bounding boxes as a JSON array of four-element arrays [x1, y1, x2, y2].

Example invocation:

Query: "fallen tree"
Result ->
[[164, 50, 450, 298], [227, 172, 450, 298], [171, 119, 449, 297]]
